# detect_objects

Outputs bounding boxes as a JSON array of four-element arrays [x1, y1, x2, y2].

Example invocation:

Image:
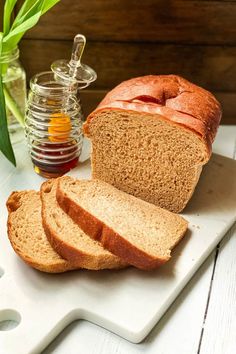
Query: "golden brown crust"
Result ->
[[56, 180, 171, 270], [84, 75, 222, 155], [6, 191, 26, 212], [100, 225, 168, 270], [6, 191, 76, 273], [41, 180, 89, 266], [41, 180, 127, 270]]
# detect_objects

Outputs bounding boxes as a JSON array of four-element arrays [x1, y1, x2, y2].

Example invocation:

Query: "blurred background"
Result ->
[[1, 0, 236, 123]]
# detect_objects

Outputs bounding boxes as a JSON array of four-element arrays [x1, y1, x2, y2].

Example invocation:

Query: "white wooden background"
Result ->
[[1, 126, 236, 354]]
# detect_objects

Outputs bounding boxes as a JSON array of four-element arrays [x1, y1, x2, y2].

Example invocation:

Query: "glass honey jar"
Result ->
[[25, 34, 96, 178], [25, 71, 83, 178]]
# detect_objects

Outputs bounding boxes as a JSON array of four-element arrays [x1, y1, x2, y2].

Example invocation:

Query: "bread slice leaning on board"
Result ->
[[6, 191, 77, 273], [41, 179, 128, 270], [84, 75, 222, 213], [56, 177, 188, 270]]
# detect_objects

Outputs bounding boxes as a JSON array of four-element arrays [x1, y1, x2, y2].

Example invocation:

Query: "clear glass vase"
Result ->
[[0, 47, 26, 144]]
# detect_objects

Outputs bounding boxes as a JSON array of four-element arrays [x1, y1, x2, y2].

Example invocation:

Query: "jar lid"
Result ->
[[51, 34, 97, 89]]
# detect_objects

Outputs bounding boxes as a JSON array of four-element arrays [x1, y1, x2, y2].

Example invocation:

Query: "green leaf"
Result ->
[[13, 0, 39, 22], [3, 11, 42, 41], [12, 0, 60, 30], [0, 78, 16, 165], [41, 0, 60, 15], [3, 11, 42, 51], [12, 0, 43, 30], [2, 1, 61, 52], [3, 0, 18, 35], [0, 33, 16, 166], [0, 0, 61, 165]]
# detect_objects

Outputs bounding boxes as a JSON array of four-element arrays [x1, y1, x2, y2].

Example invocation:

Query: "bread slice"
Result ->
[[41, 179, 127, 270], [57, 177, 188, 270], [84, 75, 222, 213], [6, 191, 76, 273]]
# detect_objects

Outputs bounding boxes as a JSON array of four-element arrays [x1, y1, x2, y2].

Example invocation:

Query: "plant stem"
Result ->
[[3, 84, 25, 127]]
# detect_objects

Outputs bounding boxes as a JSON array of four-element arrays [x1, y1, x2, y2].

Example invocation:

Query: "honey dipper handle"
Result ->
[[69, 34, 86, 78]]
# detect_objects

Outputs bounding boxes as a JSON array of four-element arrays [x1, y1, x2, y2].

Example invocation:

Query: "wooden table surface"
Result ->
[[2, 126, 236, 354]]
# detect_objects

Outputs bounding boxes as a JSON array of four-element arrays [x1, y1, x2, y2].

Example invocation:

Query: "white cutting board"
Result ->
[[0, 140, 236, 354]]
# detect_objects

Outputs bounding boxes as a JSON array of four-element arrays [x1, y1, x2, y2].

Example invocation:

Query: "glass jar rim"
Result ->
[[30, 71, 78, 96], [0, 47, 19, 63]]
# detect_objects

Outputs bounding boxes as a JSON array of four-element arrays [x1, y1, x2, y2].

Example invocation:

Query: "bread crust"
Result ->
[[56, 180, 186, 270], [84, 75, 222, 156]]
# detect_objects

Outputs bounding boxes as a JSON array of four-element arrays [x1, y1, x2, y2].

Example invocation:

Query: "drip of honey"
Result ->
[[48, 113, 72, 142]]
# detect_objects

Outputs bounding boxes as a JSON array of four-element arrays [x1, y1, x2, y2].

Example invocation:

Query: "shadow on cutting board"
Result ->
[[184, 153, 236, 217]]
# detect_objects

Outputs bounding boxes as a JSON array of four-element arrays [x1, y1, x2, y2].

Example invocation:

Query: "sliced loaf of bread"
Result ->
[[6, 191, 76, 273], [57, 177, 188, 270], [41, 179, 127, 270], [84, 75, 222, 213]]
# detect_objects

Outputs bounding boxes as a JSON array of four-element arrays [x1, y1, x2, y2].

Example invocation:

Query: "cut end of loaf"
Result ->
[[85, 109, 208, 213]]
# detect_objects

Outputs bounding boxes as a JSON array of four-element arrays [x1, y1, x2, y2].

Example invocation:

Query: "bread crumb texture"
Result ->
[[6, 191, 76, 273]]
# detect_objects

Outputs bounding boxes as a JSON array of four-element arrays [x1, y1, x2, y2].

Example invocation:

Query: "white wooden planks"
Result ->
[[199, 130, 236, 354], [199, 225, 236, 354]]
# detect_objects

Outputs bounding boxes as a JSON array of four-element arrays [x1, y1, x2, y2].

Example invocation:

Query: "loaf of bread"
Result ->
[[84, 75, 222, 212], [41, 179, 127, 270], [6, 191, 77, 273], [57, 177, 188, 270]]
